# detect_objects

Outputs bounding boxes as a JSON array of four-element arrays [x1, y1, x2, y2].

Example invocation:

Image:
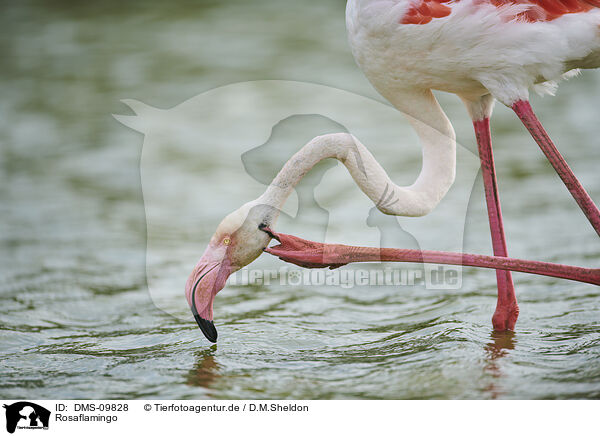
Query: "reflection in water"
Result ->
[[483, 331, 516, 399], [186, 347, 221, 389]]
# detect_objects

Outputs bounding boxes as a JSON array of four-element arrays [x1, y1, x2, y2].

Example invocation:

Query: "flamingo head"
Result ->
[[185, 201, 276, 342]]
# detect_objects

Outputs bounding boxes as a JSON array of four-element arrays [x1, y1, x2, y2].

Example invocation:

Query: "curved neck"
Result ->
[[258, 89, 456, 221]]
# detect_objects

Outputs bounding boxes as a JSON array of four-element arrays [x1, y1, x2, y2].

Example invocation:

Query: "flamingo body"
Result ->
[[185, 1, 600, 341], [346, 0, 600, 104]]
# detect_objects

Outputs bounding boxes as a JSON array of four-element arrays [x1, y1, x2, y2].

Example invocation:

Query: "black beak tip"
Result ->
[[194, 315, 218, 343]]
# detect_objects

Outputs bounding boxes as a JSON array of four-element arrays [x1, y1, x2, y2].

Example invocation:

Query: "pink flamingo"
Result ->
[[186, 0, 600, 342]]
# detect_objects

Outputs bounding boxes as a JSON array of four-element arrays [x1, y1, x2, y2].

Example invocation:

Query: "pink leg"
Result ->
[[474, 118, 519, 331], [512, 100, 600, 237], [262, 228, 600, 285]]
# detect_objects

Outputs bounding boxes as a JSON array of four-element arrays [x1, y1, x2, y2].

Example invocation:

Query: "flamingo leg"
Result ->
[[512, 100, 600, 237], [473, 118, 519, 331], [262, 228, 600, 286]]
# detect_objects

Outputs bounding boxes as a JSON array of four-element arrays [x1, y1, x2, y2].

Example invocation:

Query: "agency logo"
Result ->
[[3, 402, 50, 434], [114, 81, 478, 319]]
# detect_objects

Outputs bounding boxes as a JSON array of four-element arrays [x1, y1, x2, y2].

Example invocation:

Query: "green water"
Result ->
[[1, 0, 599, 399]]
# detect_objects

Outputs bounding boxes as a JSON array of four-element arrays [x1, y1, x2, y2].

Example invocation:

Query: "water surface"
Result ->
[[1, 0, 599, 399]]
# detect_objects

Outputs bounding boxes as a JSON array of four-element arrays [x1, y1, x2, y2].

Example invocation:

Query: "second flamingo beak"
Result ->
[[185, 247, 232, 343]]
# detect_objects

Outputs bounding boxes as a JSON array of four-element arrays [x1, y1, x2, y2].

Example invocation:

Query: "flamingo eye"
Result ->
[[223, 237, 231, 246]]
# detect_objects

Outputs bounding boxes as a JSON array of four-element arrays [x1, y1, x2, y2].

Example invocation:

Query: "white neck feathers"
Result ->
[[258, 89, 456, 220]]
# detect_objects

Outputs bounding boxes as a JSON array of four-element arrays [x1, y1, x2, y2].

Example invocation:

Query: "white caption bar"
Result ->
[[0, 400, 597, 436]]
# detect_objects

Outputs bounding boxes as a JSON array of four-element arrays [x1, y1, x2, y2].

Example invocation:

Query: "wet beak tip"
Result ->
[[194, 315, 218, 343]]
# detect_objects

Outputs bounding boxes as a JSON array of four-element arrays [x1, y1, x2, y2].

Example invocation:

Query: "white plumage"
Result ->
[[346, 0, 600, 105], [185, 0, 600, 340]]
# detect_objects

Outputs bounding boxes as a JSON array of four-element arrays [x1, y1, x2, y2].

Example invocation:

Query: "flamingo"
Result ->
[[186, 0, 600, 342]]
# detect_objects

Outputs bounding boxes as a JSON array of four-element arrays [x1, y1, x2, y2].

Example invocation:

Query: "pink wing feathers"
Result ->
[[401, 0, 600, 24]]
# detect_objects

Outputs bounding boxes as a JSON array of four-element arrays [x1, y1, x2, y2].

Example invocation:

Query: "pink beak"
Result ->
[[185, 247, 232, 343]]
